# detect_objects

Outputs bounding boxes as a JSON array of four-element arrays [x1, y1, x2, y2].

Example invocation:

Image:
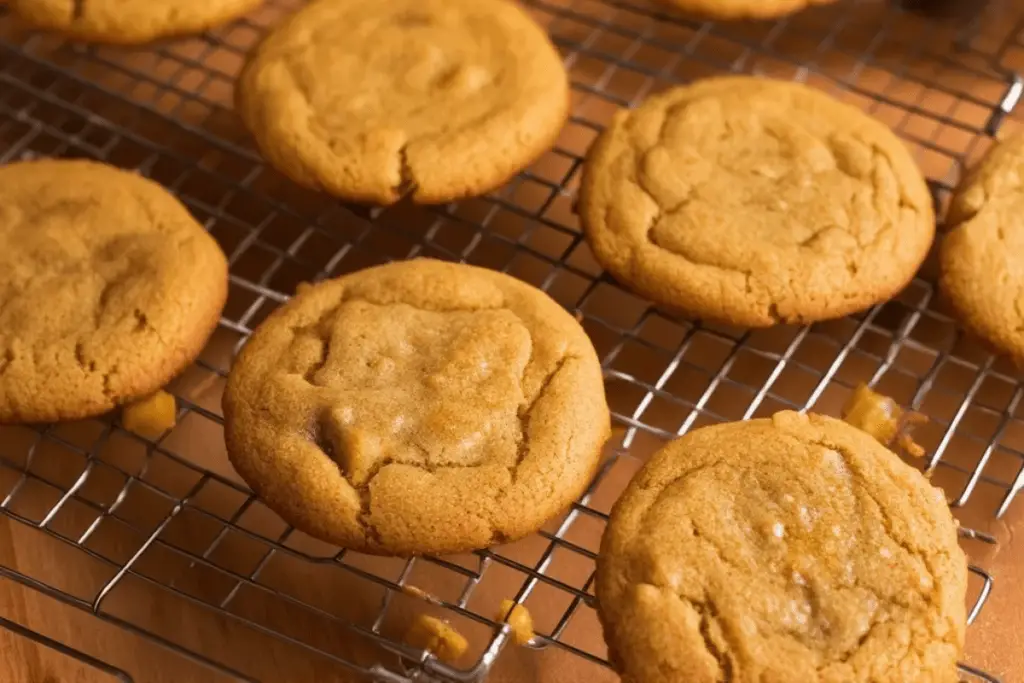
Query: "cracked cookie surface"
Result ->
[[223, 259, 609, 556], [657, 0, 836, 20], [940, 133, 1024, 366], [0, 160, 228, 422], [579, 76, 934, 327], [9, 0, 262, 44], [596, 411, 966, 683], [235, 0, 570, 205]]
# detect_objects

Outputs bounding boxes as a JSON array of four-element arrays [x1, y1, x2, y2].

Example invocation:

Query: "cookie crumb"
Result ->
[[841, 384, 927, 457], [897, 432, 927, 459], [401, 585, 442, 606], [404, 615, 467, 664], [295, 281, 314, 295], [496, 599, 534, 646], [122, 390, 177, 439]]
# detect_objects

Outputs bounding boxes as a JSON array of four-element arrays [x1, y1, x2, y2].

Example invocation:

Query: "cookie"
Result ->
[[0, 160, 228, 422], [658, 0, 837, 20], [223, 259, 609, 556], [579, 76, 934, 327], [940, 134, 1024, 365], [9, 0, 262, 44], [596, 411, 966, 683], [236, 0, 570, 205]]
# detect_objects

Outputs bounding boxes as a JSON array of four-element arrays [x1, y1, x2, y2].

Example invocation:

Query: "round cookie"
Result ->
[[9, 0, 262, 44], [236, 0, 570, 206], [596, 411, 966, 683], [940, 134, 1024, 366], [658, 0, 837, 20], [223, 259, 610, 556], [0, 160, 228, 423], [579, 76, 934, 327]]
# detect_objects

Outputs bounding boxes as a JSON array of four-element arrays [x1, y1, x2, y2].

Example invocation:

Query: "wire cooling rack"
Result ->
[[0, 0, 1022, 681]]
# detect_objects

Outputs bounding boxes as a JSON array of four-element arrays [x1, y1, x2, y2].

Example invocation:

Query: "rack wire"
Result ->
[[0, 0, 1021, 681]]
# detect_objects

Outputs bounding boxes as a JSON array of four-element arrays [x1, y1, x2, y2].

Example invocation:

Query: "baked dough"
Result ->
[[236, 0, 570, 205], [597, 411, 966, 683], [223, 259, 610, 556], [579, 76, 934, 327], [940, 133, 1024, 366], [658, 0, 837, 20], [0, 160, 228, 422], [9, 0, 262, 44]]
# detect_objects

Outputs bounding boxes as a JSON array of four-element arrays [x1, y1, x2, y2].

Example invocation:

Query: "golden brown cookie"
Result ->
[[940, 134, 1024, 366], [0, 160, 228, 423], [596, 411, 966, 683], [223, 259, 610, 556], [9, 0, 262, 44], [236, 0, 570, 205], [579, 76, 934, 327], [658, 0, 837, 20]]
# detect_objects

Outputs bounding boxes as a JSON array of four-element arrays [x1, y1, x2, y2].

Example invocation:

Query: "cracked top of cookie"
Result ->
[[223, 259, 609, 556], [596, 411, 966, 683], [236, 0, 570, 206], [0, 160, 228, 422], [580, 76, 934, 327]]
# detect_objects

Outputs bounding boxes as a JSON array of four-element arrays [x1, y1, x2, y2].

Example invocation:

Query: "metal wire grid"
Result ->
[[0, 0, 1019, 681], [0, 613, 135, 682]]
